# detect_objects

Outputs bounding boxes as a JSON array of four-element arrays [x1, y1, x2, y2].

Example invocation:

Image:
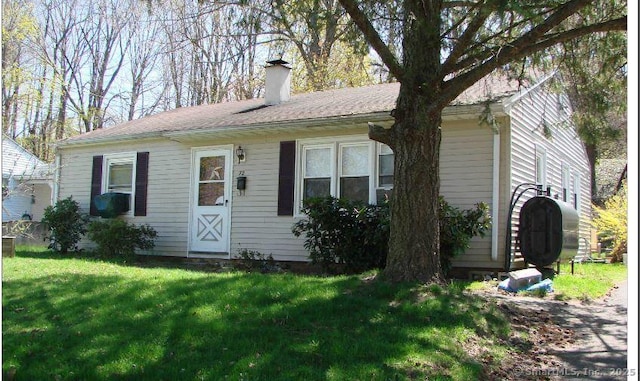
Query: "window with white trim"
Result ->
[[376, 143, 394, 204], [102, 153, 136, 212], [302, 144, 333, 200], [535, 146, 547, 189], [561, 164, 570, 202], [339, 143, 370, 203], [572, 172, 581, 211], [2, 177, 9, 198], [296, 138, 391, 213], [557, 94, 571, 121], [377, 144, 394, 187]]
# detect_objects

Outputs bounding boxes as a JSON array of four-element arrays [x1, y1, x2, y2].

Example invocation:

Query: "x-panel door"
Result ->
[[190, 149, 231, 253]]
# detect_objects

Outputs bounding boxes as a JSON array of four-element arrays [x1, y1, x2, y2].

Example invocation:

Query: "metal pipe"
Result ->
[[503, 183, 542, 271]]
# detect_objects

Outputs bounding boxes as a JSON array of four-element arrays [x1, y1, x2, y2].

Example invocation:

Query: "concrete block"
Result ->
[[508, 268, 542, 290]]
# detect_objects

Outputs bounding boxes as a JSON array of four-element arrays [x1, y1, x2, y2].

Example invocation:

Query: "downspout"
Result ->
[[491, 130, 500, 261], [53, 152, 61, 203]]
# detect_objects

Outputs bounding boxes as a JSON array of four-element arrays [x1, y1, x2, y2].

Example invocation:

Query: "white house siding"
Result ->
[[227, 136, 305, 262], [30, 183, 51, 221], [57, 138, 193, 256], [56, 118, 503, 266], [2, 137, 51, 222], [58, 104, 589, 269], [2, 177, 33, 221], [225, 121, 498, 264], [2, 181, 51, 222], [507, 83, 592, 265], [440, 120, 497, 269], [222, 127, 378, 261]]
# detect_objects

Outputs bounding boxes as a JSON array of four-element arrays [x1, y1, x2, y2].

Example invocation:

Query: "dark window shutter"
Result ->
[[134, 152, 149, 216], [90, 155, 103, 216], [277, 141, 296, 216]]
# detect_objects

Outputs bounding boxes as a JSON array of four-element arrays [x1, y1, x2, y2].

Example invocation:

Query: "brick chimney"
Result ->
[[265, 59, 291, 105]]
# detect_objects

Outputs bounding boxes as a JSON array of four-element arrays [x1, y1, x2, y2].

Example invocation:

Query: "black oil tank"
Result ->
[[518, 196, 579, 266]]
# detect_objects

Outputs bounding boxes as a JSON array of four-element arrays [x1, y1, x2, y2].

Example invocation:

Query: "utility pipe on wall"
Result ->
[[491, 131, 500, 262]]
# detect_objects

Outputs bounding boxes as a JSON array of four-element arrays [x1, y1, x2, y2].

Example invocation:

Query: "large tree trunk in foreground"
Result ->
[[379, 0, 444, 283], [383, 111, 443, 282]]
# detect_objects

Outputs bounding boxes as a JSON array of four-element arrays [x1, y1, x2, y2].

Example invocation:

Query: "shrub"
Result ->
[[234, 248, 281, 273], [292, 196, 491, 276], [87, 219, 157, 257], [592, 184, 627, 263], [41, 197, 89, 253], [292, 197, 389, 274], [439, 197, 491, 276]]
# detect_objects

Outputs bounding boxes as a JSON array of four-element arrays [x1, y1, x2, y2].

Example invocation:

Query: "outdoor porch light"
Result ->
[[236, 146, 246, 162]]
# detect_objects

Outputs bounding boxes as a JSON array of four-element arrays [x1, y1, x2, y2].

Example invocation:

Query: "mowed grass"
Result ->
[[552, 261, 628, 301], [2, 247, 511, 381], [455, 261, 628, 301]]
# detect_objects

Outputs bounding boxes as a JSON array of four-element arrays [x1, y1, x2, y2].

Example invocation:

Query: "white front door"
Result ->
[[190, 148, 231, 253]]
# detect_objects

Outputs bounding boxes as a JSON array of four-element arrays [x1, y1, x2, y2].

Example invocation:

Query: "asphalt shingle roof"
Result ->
[[64, 75, 524, 143]]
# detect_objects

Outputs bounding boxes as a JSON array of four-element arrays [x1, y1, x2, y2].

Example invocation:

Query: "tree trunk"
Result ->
[[380, 0, 444, 283], [584, 143, 598, 204], [383, 111, 443, 283]]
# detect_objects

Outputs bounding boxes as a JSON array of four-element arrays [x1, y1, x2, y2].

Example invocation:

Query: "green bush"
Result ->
[[438, 197, 491, 276], [292, 197, 389, 274], [292, 196, 491, 276], [87, 219, 157, 257], [41, 197, 89, 253]]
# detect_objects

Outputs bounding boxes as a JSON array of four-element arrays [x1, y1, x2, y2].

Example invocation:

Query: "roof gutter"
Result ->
[[163, 112, 394, 141], [54, 102, 508, 148], [55, 131, 168, 149]]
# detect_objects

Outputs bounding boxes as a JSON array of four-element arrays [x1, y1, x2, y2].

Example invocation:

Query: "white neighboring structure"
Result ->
[[2, 136, 53, 222]]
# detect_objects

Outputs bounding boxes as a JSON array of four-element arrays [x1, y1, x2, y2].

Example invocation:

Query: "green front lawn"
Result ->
[[455, 261, 628, 301], [3, 247, 510, 381], [2, 247, 628, 380], [552, 261, 628, 301]]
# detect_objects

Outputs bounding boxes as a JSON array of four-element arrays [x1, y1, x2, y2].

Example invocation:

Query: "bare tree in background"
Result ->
[[122, 3, 164, 120]]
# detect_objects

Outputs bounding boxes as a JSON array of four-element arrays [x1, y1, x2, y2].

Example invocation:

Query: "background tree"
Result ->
[[3, 0, 385, 154], [121, 3, 164, 121], [38, 0, 85, 142], [265, 0, 375, 91], [556, 29, 627, 204], [1, 0, 38, 139], [592, 183, 627, 262], [338, 0, 627, 282], [69, 0, 131, 131], [155, 0, 265, 107]]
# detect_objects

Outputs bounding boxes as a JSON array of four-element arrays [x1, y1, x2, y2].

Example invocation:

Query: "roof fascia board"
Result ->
[[55, 132, 167, 149], [163, 112, 392, 142], [2, 135, 46, 165], [503, 72, 557, 113], [55, 102, 508, 147]]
